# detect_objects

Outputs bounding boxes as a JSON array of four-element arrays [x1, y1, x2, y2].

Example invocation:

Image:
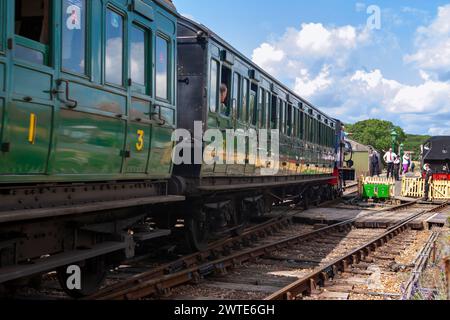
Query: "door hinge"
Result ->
[[1, 142, 11, 153], [7, 38, 13, 50]]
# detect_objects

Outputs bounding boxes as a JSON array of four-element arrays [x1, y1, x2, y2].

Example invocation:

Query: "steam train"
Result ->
[[421, 136, 450, 180], [0, 0, 353, 296]]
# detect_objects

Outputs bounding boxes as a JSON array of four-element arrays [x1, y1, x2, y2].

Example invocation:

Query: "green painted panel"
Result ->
[[0, 63, 4, 91], [69, 82, 126, 115], [0, 98, 3, 141], [147, 126, 173, 176], [125, 122, 151, 173], [0, 100, 52, 174], [130, 98, 151, 121], [13, 65, 52, 101], [156, 11, 176, 36], [52, 110, 125, 174]]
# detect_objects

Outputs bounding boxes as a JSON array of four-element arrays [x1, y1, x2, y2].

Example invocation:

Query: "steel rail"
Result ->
[[401, 230, 441, 300], [86, 208, 296, 300], [265, 201, 449, 300], [88, 200, 421, 300]]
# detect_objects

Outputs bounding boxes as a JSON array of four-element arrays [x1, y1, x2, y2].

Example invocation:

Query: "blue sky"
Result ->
[[174, 1, 450, 135]]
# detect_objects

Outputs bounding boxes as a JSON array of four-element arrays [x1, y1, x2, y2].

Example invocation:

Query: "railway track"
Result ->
[[266, 202, 448, 300], [85, 200, 430, 300]]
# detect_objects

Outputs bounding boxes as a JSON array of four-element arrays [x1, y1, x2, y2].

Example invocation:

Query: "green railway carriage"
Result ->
[[0, 1, 350, 297], [0, 0, 177, 183], [175, 16, 339, 250], [0, 0, 184, 297]]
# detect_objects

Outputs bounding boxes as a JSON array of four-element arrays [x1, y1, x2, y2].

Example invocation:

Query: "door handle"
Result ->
[[56, 79, 78, 108]]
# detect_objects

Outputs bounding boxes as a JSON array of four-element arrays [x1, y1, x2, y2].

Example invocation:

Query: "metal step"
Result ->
[[133, 229, 171, 242], [0, 241, 127, 284]]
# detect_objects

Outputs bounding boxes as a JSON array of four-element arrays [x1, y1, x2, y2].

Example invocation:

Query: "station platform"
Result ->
[[294, 203, 449, 230]]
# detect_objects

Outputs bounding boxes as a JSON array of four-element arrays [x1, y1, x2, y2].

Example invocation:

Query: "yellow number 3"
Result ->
[[136, 130, 144, 151]]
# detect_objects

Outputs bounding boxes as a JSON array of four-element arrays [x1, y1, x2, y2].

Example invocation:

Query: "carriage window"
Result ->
[[250, 85, 258, 126], [105, 9, 123, 86], [271, 96, 278, 129], [265, 92, 271, 129], [220, 66, 231, 116], [0, 2, 4, 52], [209, 59, 219, 113], [14, 0, 51, 64], [240, 79, 249, 122], [258, 88, 264, 128], [156, 35, 169, 100], [293, 108, 298, 138], [232, 73, 240, 119], [130, 25, 146, 88], [62, 0, 86, 74], [287, 104, 293, 136], [279, 100, 284, 134]]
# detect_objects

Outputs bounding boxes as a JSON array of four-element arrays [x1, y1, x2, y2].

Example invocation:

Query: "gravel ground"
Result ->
[[350, 230, 433, 300]]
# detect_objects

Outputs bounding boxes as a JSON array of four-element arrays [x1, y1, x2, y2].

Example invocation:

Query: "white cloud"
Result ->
[[405, 4, 450, 81], [251, 22, 370, 79], [250, 7, 450, 135], [294, 65, 333, 97], [251, 43, 285, 75]]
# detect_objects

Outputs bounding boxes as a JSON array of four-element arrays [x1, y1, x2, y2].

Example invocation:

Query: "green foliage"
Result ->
[[404, 134, 431, 160], [345, 119, 406, 153]]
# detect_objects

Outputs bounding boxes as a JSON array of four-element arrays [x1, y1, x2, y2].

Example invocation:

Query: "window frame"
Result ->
[[61, 0, 89, 77], [265, 91, 271, 130], [250, 87, 257, 126], [130, 22, 150, 95], [104, 5, 125, 88], [220, 65, 232, 117], [258, 87, 264, 128], [239, 78, 249, 122], [13, 0, 53, 66], [0, 0, 4, 53], [155, 33, 171, 102], [208, 58, 220, 113], [232, 72, 241, 120]]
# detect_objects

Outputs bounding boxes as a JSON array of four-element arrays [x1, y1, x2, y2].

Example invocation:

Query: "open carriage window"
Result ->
[[220, 66, 231, 117], [14, 0, 51, 65]]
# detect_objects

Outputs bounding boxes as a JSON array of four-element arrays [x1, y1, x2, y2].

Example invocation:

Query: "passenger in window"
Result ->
[[220, 84, 229, 116]]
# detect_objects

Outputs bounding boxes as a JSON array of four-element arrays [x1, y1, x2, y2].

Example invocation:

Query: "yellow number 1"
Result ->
[[136, 130, 144, 151], [28, 113, 37, 144]]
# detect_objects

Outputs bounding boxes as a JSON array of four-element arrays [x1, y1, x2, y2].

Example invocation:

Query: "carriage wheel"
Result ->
[[185, 213, 210, 252]]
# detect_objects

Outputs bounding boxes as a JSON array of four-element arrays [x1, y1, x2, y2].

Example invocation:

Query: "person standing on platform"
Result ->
[[383, 148, 397, 179], [402, 152, 410, 175], [423, 163, 433, 201], [393, 156, 401, 181], [369, 149, 380, 177]]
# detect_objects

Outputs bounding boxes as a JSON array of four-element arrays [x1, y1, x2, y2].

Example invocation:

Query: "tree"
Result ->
[[404, 134, 430, 161], [346, 119, 406, 153]]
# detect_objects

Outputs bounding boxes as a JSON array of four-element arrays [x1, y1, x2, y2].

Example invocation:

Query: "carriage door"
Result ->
[[1, 0, 54, 174], [147, 35, 175, 176], [125, 22, 152, 174]]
